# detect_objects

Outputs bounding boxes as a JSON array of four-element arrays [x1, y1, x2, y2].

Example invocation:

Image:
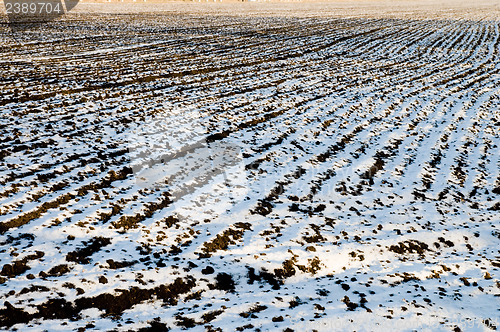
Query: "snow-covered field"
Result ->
[[0, 1, 499, 331]]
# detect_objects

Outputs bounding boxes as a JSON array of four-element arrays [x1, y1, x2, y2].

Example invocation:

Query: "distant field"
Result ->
[[1, 0, 500, 19], [0, 2, 499, 331]]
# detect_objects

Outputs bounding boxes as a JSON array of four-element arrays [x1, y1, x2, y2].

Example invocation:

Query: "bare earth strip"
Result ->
[[0, 1, 499, 331]]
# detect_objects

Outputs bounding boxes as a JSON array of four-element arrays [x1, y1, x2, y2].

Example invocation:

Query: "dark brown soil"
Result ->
[[201, 228, 245, 257], [0, 251, 44, 278], [175, 315, 196, 328], [251, 199, 274, 216], [247, 267, 282, 290], [106, 259, 137, 269], [296, 257, 322, 274], [360, 158, 385, 184], [201, 266, 215, 275], [342, 295, 359, 311], [239, 304, 268, 318], [214, 273, 236, 292], [137, 319, 170, 331], [66, 237, 111, 264], [0, 277, 196, 328], [46, 264, 70, 277], [201, 309, 224, 323], [388, 240, 430, 256], [112, 192, 172, 230], [274, 259, 297, 279]]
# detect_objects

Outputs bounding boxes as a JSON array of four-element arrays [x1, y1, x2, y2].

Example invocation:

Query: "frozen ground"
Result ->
[[0, 1, 499, 331]]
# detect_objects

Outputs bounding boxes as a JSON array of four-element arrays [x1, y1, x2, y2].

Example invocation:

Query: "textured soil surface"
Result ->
[[0, 1, 499, 331]]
